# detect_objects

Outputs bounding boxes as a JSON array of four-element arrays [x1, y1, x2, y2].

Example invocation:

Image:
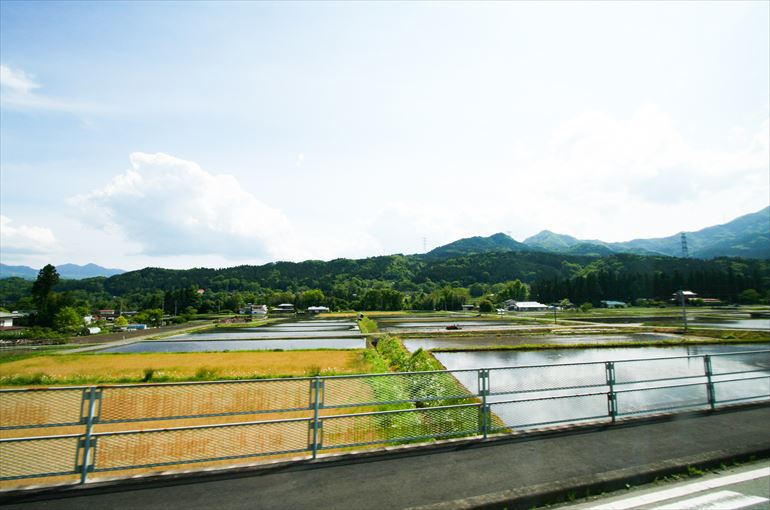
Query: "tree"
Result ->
[[114, 315, 129, 327], [738, 289, 761, 304], [135, 308, 163, 326], [53, 306, 82, 333], [31, 264, 60, 326], [478, 299, 494, 313]]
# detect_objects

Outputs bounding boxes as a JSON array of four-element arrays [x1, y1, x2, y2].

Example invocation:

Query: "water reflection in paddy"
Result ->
[[432, 344, 769, 429], [171, 320, 361, 340], [403, 333, 680, 352], [380, 321, 540, 332], [101, 319, 365, 352]]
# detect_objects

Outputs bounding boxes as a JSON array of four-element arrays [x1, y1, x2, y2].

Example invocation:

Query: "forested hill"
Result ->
[[101, 251, 768, 299], [2, 251, 768, 313], [426, 233, 530, 258]]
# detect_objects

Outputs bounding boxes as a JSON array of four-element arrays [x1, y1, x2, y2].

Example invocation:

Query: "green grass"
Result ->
[[357, 316, 380, 334], [354, 336, 486, 445]]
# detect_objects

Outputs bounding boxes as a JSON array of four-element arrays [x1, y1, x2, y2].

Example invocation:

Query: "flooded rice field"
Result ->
[[100, 319, 364, 352], [402, 332, 681, 352], [378, 319, 542, 333], [434, 344, 769, 428], [431, 343, 769, 371]]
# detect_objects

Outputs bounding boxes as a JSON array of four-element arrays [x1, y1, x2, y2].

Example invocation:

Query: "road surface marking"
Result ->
[[649, 490, 768, 510], [591, 467, 770, 509]]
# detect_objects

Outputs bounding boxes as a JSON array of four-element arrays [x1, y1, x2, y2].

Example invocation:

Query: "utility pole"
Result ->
[[678, 289, 688, 333]]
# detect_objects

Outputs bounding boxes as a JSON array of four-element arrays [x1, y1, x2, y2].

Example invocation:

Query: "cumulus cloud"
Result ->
[[0, 216, 58, 255], [72, 153, 300, 260]]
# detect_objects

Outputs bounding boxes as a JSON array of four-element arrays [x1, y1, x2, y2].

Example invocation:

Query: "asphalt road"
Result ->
[[2, 405, 768, 510], [550, 459, 770, 509]]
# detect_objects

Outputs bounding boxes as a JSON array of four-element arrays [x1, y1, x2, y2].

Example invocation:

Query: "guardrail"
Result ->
[[1, 349, 768, 488]]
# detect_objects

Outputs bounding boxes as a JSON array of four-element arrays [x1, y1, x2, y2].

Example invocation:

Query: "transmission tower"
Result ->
[[680, 232, 689, 258]]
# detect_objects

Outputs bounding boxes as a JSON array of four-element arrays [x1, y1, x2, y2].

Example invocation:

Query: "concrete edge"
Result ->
[[405, 448, 770, 510]]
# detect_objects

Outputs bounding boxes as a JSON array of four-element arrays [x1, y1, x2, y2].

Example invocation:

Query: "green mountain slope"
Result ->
[[520, 206, 769, 259], [426, 233, 531, 258]]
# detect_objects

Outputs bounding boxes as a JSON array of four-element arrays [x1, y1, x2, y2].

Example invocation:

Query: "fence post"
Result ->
[[605, 362, 617, 423], [704, 355, 716, 410], [477, 369, 490, 439], [79, 386, 100, 484], [310, 377, 323, 459]]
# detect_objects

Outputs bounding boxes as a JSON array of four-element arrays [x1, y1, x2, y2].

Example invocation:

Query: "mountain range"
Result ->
[[0, 207, 767, 281], [0, 263, 126, 280], [429, 206, 769, 260]]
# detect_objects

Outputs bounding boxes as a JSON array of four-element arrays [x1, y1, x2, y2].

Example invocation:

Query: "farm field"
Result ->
[[0, 350, 371, 386]]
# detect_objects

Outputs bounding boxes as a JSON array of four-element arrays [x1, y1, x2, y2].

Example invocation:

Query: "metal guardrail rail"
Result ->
[[0, 349, 768, 487]]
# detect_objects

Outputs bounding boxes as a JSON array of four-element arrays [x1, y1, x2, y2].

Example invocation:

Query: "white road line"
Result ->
[[590, 467, 770, 510], [650, 490, 768, 510]]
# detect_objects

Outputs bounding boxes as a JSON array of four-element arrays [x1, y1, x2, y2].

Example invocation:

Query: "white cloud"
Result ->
[[72, 153, 301, 261], [296, 153, 305, 169], [0, 215, 58, 255], [365, 203, 494, 255], [0, 65, 39, 95], [0, 63, 107, 113], [502, 105, 770, 241]]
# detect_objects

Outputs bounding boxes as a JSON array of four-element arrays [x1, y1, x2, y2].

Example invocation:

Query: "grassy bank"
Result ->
[[357, 316, 380, 334]]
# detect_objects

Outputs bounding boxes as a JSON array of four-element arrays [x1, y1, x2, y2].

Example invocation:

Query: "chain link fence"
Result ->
[[1, 349, 768, 489]]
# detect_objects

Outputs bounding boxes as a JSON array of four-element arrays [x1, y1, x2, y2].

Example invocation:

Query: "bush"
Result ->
[[478, 299, 494, 313]]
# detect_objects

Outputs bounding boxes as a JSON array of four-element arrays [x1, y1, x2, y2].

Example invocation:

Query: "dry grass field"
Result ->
[[0, 356, 384, 490], [0, 350, 371, 385]]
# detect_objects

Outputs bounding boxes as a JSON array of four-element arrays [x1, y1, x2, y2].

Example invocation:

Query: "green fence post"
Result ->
[[605, 362, 617, 423], [704, 355, 716, 410], [310, 377, 323, 459], [79, 386, 100, 484], [477, 369, 490, 438]]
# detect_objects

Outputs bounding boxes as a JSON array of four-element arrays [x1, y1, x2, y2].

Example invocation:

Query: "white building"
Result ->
[[241, 304, 268, 316], [505, 301, 548, 312]]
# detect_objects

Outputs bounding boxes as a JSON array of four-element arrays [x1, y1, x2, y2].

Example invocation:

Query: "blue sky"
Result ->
[[1, 1, 768, 270]]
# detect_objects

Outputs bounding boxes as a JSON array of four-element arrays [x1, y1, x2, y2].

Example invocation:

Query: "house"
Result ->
[[600, 300, 627, 308], [307, 306, 330, 314], [461, 304, 476, 311], [0, 312, 23, 329], [273, 303, 296, 313], [241, 304, 268, 317], [506, 301, 548, 312], [672, 291, 698, 303], [96, 309, 117, 321]]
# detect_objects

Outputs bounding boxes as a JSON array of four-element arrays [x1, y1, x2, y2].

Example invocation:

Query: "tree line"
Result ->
[[1, 252, 768, 328]]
